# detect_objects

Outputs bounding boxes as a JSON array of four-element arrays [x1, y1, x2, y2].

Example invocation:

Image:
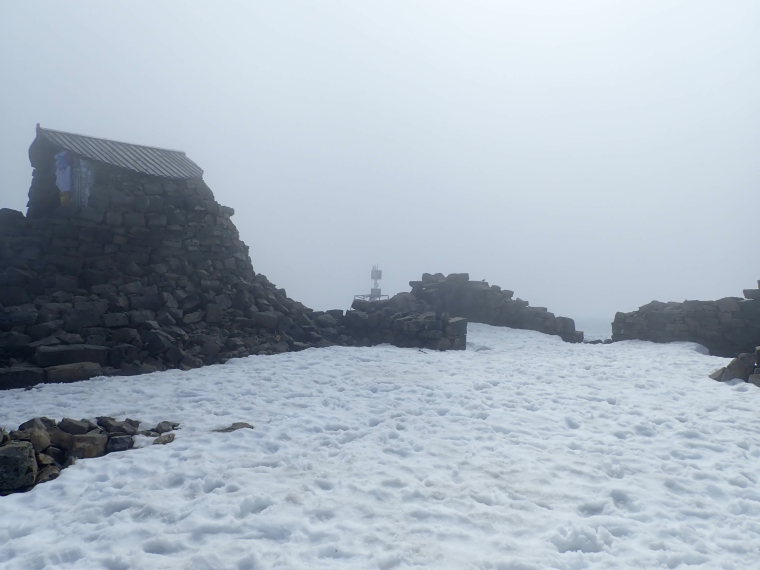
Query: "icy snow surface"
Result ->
[[2, 324, 760, 570]]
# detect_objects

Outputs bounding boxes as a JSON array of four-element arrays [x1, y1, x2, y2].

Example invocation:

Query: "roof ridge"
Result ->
[[38, 125, 188, 155]]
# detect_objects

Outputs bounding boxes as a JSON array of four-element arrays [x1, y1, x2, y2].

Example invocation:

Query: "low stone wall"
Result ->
[[341, 295, 467, 350], [612, 284, 760, 357], [0, 416, 179, 495], [408, 273, 583, 342]]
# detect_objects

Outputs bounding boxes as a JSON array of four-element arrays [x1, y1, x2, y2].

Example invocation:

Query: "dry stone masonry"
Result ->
[[0, 416, 179, 495], [612, 282, 760, 357], [1, 127, 473, 389], [407, 273, 583, 342]]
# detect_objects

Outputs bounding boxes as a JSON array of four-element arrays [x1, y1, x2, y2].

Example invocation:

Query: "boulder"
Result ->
[[0, 366, 45, 390], [45, 362, 103, 383], [153, 433, 175, 445], [96, 417, 140, 435], [0, 441, 37, 492], [10, 428, 50, 452], [718, 353, 756, 382], [59, 418, 98, 435], [105, 435, 134, 453], [213, 422, 255, 433], [70, 432, 108, 459]]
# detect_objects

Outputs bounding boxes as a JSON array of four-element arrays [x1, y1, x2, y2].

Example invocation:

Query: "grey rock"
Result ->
[[70, 432, 108, 459], [153, 433, 175, 445], [213, 422, 254, 433], [0, 441, 37, 492], [153, 421, 180, 434], [35, 344, 110, 367], [0, 366, 46, 390], [105, 435, 134, 453], [36, 465, 61, 484], [45, 362, 103, 383], [96, 417, 140, 435], [59, 418, 98, 435]]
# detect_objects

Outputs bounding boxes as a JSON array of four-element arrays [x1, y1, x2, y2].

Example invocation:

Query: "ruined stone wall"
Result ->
[[340, 294, 467, 351], [407, 273, 583, 342], [0, 167, 341, 389], [612, 285, 760, 357]]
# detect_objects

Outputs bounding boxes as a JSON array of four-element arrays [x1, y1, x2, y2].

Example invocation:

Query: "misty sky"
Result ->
[[1, 1, 758, 330]]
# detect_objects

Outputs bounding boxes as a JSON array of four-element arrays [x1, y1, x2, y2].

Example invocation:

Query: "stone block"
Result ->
[[35, 344, 110, 367], [45, 362, 103, 383], [106, 435, 134, 453], [96, 417, 140, 436], [70, 432, 108, 459], [743, 289, 760, 301], [0, 441, 37, 492], [0, 366, 45, 390], [0, 304, 38, 330], [103, 312, 129, 328]]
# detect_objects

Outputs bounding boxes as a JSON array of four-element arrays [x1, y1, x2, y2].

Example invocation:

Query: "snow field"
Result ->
[[1, 324, 759, 569]]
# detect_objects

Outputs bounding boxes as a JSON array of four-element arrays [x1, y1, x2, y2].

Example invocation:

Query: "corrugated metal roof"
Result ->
[[37, 126, 203, 179]]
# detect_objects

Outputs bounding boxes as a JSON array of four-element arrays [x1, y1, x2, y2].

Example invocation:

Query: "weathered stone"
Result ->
[[36, 465, 61, 484], [103, 312, 129, 328], [743, 289, 760, 301], [69, 431, 108, 459], [153, 421, 180, 434], [142, 330, 174, 355], [47, 427, 74, 451], [59, 418, 98, 435], [719, 353, 756, 382], [213, 422, 254, 433], [10, 428, 50, 452], [45, 362, 103, 383], [105, 435, 134, 453], [0, 441, 37, 492], [153, 433, 175, 445], [249, 310, 282, 330], [96, 417, 140, 435], [0, 304, 38, 330], [35, 344, 110, 367], [0, 366, 46, 390]]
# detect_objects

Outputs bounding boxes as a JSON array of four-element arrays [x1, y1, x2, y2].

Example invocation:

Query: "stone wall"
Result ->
[[341, 294, 468, 351], [0, 165, 343, 389], [612, 284, 760, 357], [407, 273, 583, 342]]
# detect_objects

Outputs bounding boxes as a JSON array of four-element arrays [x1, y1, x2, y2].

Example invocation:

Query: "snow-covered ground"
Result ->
[[2, 324, 759, 570]]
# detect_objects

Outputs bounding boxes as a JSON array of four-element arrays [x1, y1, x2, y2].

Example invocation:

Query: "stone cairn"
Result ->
[[612, 282, 760, 357], [0, 416, 179, 495], [406, 273, 583, 343]]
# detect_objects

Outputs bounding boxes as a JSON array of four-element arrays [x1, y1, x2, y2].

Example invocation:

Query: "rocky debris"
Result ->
[[214, 421, 255, 433], [613, 282, 760, 357], [0, 416, 178, 495], [406, 273, 583, 342], [710, 347, 760, 384], [153, 433, 175, 445], [340, 293, 468, 350]]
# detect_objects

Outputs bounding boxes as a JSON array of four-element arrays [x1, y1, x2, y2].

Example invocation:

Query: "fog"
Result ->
[[1, 1, 758, 330]]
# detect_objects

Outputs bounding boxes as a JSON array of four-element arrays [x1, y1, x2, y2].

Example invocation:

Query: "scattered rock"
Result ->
[[0, 414, 178, 495], [153, 421, 180, 434], [214, 422, 255, 433], [153, 433, 175, 445]]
